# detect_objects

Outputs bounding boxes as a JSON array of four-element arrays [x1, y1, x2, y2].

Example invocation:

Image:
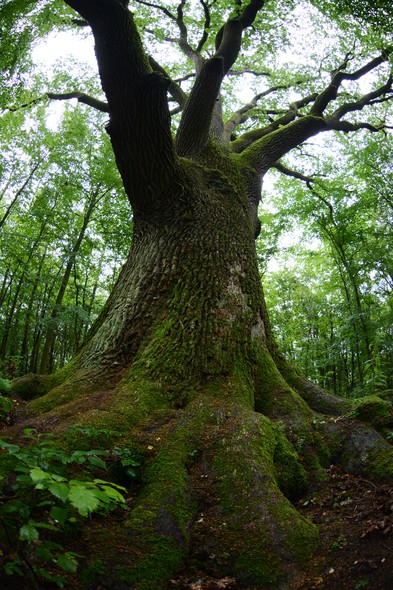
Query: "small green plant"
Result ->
[[0, 393, 12, 423], [355, 580, 369, 589], [111, 446, 142, 479], [330, 533, 347, 551], [0, 429, 128, 587], [0, 377, 11, 393]]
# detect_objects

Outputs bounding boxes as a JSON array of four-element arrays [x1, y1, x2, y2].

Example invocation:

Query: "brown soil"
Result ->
[[169, 465, 393, 590]]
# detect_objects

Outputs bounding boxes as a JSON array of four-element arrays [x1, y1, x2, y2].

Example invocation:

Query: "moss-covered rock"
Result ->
[[10, 373, 44, 399], [347, 394, 393, 431]]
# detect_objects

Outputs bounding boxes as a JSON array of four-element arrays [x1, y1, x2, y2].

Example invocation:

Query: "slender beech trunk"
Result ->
[[19, 249, 47, 373], [0, 161, 41, 229], [40, 193, 99, 373]]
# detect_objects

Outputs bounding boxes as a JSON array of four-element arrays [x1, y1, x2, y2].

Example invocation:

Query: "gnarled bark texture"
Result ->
[[4, 1, 393, 589]]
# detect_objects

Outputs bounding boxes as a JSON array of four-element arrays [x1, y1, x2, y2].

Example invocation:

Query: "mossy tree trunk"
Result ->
[[8, 1, 393, 588]]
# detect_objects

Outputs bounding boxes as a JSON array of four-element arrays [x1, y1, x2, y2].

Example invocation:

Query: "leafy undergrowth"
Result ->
[[1, 397, 393, 590]]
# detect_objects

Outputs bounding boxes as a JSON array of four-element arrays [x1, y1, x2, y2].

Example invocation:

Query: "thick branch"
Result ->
[[175, 0, 204, 68], [240, 115, 327, 174], [176, 0, 265, 158], [328, 74, 393, 121], [224, 85, 303, 141], [175, 57, 225, 157], [148, 56, 187, 110], [230, 93, 319, 153], [324, 119, 390, 133], [64, 0, 179, 212]]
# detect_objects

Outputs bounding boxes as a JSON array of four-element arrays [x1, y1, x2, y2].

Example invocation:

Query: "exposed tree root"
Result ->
[[3, 363, 393, 590]]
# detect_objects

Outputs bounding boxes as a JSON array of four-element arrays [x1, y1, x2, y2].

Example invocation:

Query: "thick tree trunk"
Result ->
[[4, 3, 393, 588], [10, 158, 393, 590]]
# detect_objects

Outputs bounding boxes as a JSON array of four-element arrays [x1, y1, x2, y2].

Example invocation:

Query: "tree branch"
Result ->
[[328, 74, 393, 121], [196, 0, 211, 53], [273, 162, 316, 189], [176, 0, 265, 158], [176, 0, 204, 68], [7, 91, 109, 113], [224, 85, 307, 141], [134, 0, 176, 22], [310, 47, 393, 116], [64, 0, 179, 212], [230, 93, 319, 153], [228, 68, 271, 77], [47, 91, 109, 112], [148, 56, 187, 110], [240, 115, 327, 174], [234, 46, 393, 174]]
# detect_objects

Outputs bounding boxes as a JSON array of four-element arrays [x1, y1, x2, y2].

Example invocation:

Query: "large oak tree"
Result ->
[[3, 0, 393, 588]]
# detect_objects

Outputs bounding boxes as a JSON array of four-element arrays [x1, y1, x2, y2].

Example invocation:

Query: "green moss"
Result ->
[[10, 373, 43, 399], [27, 361, 86, 414], [364, 447, 393, 482], [377, 390, 393, 403], [347, 395, 393, 431], [205, 410, 319, 585], [80, 559, 107, 586], [273, 428, 308, 499], [115, 535, 184, 590]]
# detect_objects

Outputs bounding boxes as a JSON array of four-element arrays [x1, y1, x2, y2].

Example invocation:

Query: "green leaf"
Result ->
[[35, 545, 53, 562], [98, 485, 126, 505], [48, 482, 70, 502], [68, 450, 87, 464], [56, 552, 79, 573], [0, 440, 20, 453], [88, 456, 107, 469], [4, 559, 23, 575], [19, 522, 39, 542], [50, 505, 68, 525], [30, 466, 51, 483], [0, 499, 30, 518], [93, 479, 127, 492], [0, 378, 11, 392], [68, 485, 100, 516], [0, 394, 12, 412]]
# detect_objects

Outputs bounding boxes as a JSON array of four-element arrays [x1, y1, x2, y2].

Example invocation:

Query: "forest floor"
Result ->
[[1, 399, 393, 590], [170, 465, 393, 590]]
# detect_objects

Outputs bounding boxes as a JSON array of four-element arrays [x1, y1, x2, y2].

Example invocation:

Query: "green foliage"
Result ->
[[0, 394, 12, 423], [0, 377, 11, 392], [0, 100, 131, 374], [0, 0, 391, 392], [0, 428, 129, 587], [259, 130, 393, 397]]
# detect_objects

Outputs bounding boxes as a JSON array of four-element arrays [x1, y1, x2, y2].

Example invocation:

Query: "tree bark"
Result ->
[[14, 153, 393, 589], [4, 2, 393, 589]]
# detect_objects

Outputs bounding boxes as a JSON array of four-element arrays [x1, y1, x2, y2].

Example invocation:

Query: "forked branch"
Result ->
[[175, 0, 265, 158], [238, 48, 393, 173]]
